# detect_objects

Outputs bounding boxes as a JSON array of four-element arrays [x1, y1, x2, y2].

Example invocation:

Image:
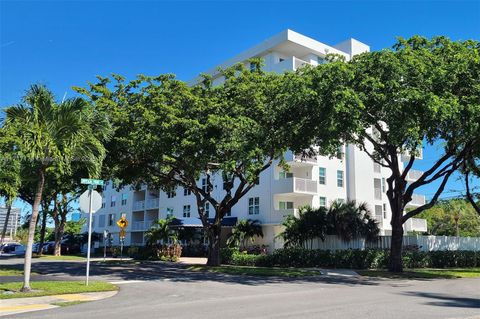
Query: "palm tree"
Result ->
[[278, 206, 327, 248], [144, 217, 178, 246], [3, 85, 109, 292], [327, 200, 379, 242], [227, 219, 264, 250]]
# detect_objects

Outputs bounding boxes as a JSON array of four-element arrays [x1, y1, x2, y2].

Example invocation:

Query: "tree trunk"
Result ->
[[206, 225, 221, 266], [54, 217, 65, 256], [37, 207, 49, 255], [22, 169, 45, 292], [389, 216, 404, 272], [0, 202, 12, 248]]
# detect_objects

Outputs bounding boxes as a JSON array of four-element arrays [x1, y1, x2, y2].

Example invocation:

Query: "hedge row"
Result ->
[[220, 248, 480, 269]]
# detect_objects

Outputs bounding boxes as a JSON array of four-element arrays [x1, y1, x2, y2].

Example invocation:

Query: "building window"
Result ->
[[319, 197, 327, 208], [279, 171, 293, 179], [166, 187, 176, 198], [319, 167, 326, 185], [374, 178, 382, 200], [336, 146, 344, 160], [184, 188, 191, 196], [337, 170, 344, 187], [183, 205, 191, 218], [250, 62, 256, 72], [110, 196, 116, 207], [121, 194, 127, 206], [279, 201, 294, 210], [383, 203, 387, 219], [373, 162, 381, 173], [101, 201, 106, 209], [337, 198, 345, 204], [279, 57, 285, 63], [98, 215, 105, 227], [375, 205, 383, 219], [201, 178, 207, 192], [108, 213, 115, 226], [166, 207, 174, 218], [248, 197, 260, 215], [382, 178, 386, 193], [204, 203, 210, 217], [91, 215, 95, 228]]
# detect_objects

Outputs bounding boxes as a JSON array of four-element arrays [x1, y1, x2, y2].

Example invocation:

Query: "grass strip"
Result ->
[[358, 268, 480, 279], [0, 281, 117, 299], [188, 265, 321, 277]]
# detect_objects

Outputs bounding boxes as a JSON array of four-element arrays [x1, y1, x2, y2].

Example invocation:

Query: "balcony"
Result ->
[[269, 56, 312, 73], [146, 198, 159, 210], [284, 150, 317, 166], [406, 194, 426, 207], [401, 148, 423, 162], [265, 208, 300, 224], [405, 218, 428, 232], [131, 220, 156, 231], [374, 188, 382, 200], [273, 177, 318, 195], [132, 200, 145, 211], [406, 169, 424, 182]]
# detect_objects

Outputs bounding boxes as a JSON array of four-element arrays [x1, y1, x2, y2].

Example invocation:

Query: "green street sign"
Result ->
[[81, 178, 104, 186]]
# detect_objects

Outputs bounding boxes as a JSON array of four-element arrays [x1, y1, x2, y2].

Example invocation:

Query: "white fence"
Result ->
[[297, 235, 480, 251]]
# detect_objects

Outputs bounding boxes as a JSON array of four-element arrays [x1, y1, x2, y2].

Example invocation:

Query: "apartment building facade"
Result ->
[[83, 30, 427, 249]]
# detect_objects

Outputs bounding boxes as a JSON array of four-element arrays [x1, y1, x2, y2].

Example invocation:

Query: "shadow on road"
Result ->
[[401, 291, 480, 309], [1, 258, 381, 287]]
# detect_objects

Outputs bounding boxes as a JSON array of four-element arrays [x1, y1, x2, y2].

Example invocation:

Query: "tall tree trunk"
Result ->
[[54, 197, 67, 256], [206, 225, 221, 266], [22, 169, 45, 292], [37, 204, 49, 255], [0, 201, 12, 248], [389, 214, 404, 272]]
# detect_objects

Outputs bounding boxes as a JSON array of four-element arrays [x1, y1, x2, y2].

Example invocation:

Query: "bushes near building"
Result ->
[[220, 248, 479, 269]]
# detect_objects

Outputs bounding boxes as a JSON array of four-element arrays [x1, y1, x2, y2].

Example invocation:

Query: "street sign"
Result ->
[[79, 190, 102, 214], [116, 217, 128, 229], [80, 178, 104, 186]]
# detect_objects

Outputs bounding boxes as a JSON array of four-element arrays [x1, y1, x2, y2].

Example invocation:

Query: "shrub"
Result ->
[[221, 248, 479, 269]]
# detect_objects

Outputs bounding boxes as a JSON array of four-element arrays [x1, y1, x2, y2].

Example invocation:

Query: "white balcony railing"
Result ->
[[401, 147, 423, 162], [374, 188, 382, 200], [146, 198, 159, 209], [131, 220, 156, 231], [407, 194, 426, 207], [293, 177, 318, 194], [133, 200, 145, 211], [293, 153, 317, 164], [405, 218, 428, 232], [406, 169, 424, 182], [293, 57, 310, 70], [267, 209, 299, 224]]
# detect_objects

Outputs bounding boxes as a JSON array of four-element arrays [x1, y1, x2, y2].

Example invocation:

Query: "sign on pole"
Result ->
[[81, 178, 104, 186], [79, 179, 103, 286]]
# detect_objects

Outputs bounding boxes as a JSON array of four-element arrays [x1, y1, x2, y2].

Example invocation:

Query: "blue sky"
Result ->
[[1, 0, 479, 215]]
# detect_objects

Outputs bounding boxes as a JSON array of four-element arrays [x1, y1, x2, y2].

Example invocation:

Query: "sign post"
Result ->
[[116, 214, 128, 261], [79, 178, 103, 286]]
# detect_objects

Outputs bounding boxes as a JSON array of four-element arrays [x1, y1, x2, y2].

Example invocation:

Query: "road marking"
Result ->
[[51, 294, 94, 301], [109, 280, 146, 285], [0, 303, 53, 312]]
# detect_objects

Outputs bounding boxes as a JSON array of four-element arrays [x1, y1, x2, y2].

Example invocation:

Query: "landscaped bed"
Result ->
[[358, 268, 480, 279], [0, 281, 117, 299], [188, 265, 322, 277]]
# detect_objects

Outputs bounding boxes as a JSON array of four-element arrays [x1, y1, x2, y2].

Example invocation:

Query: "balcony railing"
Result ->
[[266, 208, 299, 224], [293, 57, 310, 70], [374, 188, 382, 200], [293, 153, 317, 164], [293, 177, 318, 194], [401, 147, 423, 162], [146, 198, 159, 209], [407, 194, 426, 207], [133, 200, 145, 211], [406, 169, 424, 182], [405, 218, 428, 232], [131, 220, 156, 231]]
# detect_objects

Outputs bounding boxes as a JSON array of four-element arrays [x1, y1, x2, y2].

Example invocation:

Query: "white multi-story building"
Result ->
[[83, 30, 427, 250]]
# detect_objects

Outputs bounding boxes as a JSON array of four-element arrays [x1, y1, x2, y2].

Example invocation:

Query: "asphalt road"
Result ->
[[2, 257, 479, 319]]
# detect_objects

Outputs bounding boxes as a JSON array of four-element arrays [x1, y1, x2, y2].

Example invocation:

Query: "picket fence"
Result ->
[[274, 235, 480, 251]]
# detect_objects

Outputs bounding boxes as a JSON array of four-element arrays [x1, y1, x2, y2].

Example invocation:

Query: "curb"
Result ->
[[0, 290, 118, 317]]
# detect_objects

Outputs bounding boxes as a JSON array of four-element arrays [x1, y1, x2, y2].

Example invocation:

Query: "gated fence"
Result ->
[[288, 235, 480, 251]]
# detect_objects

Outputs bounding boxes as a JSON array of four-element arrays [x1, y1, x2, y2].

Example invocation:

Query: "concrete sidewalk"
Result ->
[[0, 290, 117, 317]]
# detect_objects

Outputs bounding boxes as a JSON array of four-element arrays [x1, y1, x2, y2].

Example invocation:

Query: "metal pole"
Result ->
[[85, 185, 93, 286], [103, 231, 106, 262], [120, 237, 123, 261]]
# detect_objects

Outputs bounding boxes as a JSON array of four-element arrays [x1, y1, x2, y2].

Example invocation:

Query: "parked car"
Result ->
[[0, 242, 25, 255]]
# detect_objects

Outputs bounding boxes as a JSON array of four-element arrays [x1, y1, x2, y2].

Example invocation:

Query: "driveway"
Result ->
[[2, 257, 479, 319]]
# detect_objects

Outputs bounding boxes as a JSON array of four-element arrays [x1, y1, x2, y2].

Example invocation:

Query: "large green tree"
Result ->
[[302, 36, 480, 272], [76, 61, 324, 266], [2, 85, 109, 291]]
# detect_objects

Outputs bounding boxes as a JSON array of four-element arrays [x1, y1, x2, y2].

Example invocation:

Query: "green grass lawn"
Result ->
[[0, 281, 117, 299], [358, 268, 480, 279], [34, 254, 85, 261], [188, 265, 322, 277], [0, 266, 37, 276]]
